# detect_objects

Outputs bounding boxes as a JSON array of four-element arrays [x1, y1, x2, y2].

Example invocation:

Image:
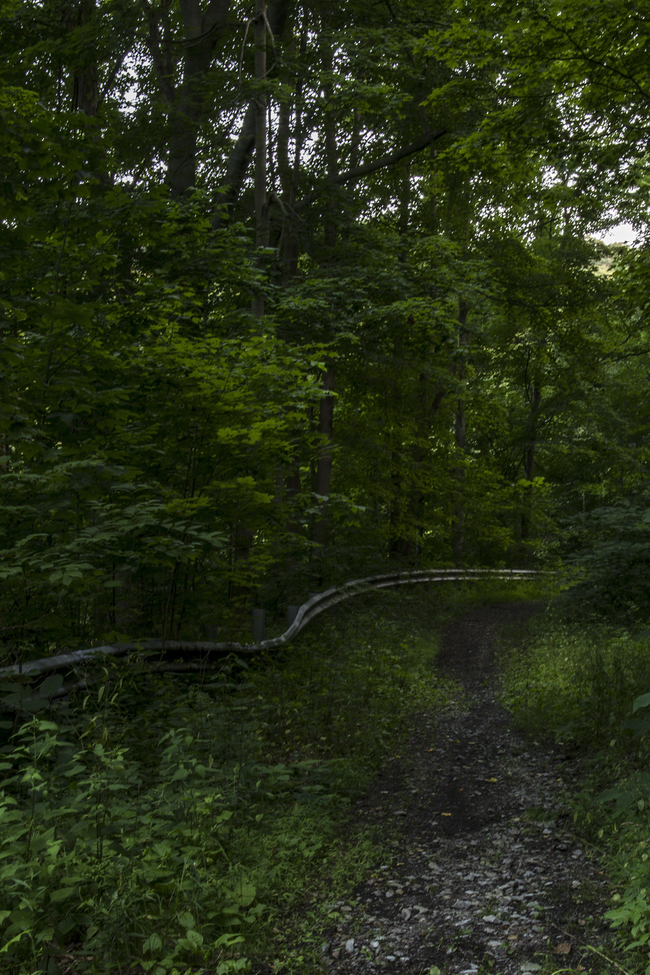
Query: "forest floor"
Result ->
[[301, 602, 621, 975]]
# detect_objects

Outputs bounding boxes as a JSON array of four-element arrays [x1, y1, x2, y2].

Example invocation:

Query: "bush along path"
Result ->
[[304, 603, 618, 975]]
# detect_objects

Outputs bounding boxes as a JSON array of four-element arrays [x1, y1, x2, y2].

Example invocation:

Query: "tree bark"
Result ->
[[311, 367, 335, 548], [310, 40, 337, 550], [64, 0, 100, 117], [520, 375, 542, 542], [276, 26, 307, 277], [141, 0, 177, 105], [451, 300, 469, 567], [251, 0, 269, 316], [166, 0, 232, 198], [212, 0, 294, 224]]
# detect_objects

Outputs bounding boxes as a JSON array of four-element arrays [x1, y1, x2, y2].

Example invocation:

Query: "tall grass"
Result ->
[[500, 622, 650, 746], [499, 612, 650, 975]]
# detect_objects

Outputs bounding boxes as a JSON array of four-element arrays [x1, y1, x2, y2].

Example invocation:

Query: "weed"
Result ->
[[0, 584, 461, 974], [499, 610, 650, 975]]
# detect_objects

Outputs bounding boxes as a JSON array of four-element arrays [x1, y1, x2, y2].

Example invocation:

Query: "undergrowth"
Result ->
[[0, 584, 464, 975], [499, 612, 650, 975]]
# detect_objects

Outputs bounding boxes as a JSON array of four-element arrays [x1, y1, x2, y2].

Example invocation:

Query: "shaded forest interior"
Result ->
[[2, 1, 650, 972], [1, 0, 650, 655]]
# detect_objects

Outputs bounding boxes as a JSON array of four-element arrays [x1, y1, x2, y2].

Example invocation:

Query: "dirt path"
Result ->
[[318, 602, 615, 975]]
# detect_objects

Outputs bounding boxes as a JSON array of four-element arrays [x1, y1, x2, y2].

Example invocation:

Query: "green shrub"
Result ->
[[500, 622, 650, 748], [500, 614, 650, 974], [0, 710, 260, 974], [562, 485, 650, 627], [0, 586, 458, 974]]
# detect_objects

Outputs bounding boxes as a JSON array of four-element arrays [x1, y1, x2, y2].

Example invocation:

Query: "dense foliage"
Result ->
[[2, 0, 650, 970], [500, 614, 650, 975], [1, 0, 648, 652], [0, 586, 455, 974]]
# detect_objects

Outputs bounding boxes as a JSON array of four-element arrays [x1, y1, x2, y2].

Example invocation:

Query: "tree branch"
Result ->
[[296, 129, 447, 210], [212, 0, 293, 224], [332, 129, 447, 185]]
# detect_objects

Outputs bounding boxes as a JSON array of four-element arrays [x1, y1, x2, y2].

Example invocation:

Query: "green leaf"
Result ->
[[49, 888, 76, 904], [177, 910, 195, 930], [143, 932, 164, 953], [183, 928, 203, 949], [38, 675, 64, 698], [633, 692, 650, 713]]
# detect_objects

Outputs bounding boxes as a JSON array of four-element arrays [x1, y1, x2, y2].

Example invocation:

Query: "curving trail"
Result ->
[[317, 603, 614, 975]]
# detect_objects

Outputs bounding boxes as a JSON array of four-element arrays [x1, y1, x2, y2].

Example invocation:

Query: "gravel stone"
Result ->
[[257, 603, 618, 975]]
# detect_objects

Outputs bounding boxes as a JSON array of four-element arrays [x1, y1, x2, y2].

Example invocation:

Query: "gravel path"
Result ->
[[318, 603, 615, 975]]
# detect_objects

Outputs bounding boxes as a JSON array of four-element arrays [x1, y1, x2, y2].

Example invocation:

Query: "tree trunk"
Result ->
[[166, 0, 232, 199], [271, 21, 309, 580], [310, 39, 337, 550], [451, 300, 469, 567], [311, 367, 335, 548], [70, 0, 100, 117], [140, 0, 176, 104], [520, 379, 542, 542], [276, 26, 307, 278], [252, 0, 268, 316], [212, 0, 294, 225]]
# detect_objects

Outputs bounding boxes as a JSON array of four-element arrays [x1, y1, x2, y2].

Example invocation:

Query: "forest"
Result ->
[[1, 0, 650, 972], [1, 0, 649, 644]]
